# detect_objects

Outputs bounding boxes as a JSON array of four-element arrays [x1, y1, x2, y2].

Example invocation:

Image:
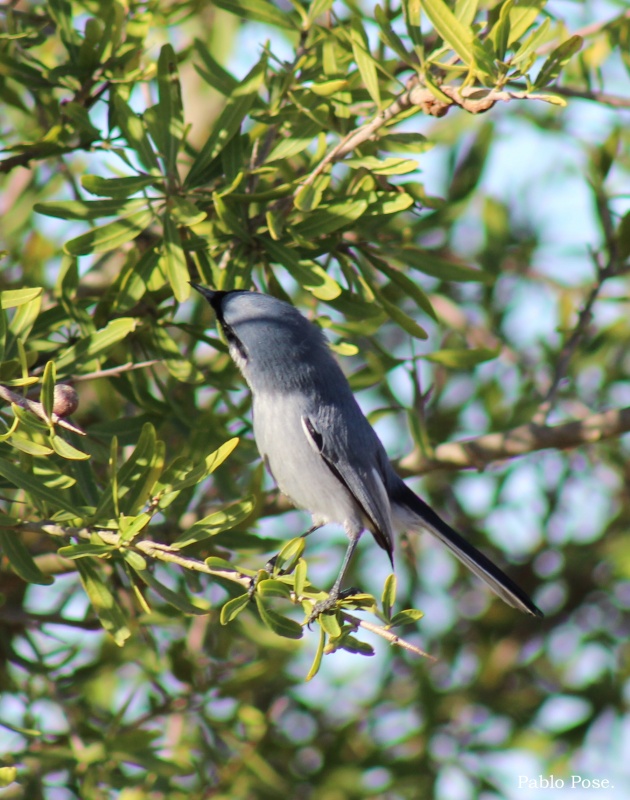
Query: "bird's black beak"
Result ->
[[190, 282, 216, 302]]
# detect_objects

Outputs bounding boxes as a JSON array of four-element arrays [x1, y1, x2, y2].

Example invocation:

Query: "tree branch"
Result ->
[[22, 520, 430, 657], [398, 405, 630, 475], [297, 83, 563, 195]]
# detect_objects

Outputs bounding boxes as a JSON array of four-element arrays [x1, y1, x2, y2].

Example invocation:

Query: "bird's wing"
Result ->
[[300, 413, 394, 560]]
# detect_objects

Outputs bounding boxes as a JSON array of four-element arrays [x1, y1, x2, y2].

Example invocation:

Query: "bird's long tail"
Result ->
[[391, 481, 543, 617]]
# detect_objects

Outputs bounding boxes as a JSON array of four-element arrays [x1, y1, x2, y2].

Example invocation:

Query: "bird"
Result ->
[[192, 283, 543, 621]]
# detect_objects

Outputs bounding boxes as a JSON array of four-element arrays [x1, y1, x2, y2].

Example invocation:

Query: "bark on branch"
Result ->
[[398, 406, 630, 476]]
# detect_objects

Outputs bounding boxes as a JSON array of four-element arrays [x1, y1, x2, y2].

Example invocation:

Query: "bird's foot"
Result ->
[[305, 586, 361, 625]]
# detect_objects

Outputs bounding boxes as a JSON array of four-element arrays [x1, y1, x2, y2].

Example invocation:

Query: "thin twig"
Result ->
[[341, 610, 435, 659], [69, 360, 161, 382]]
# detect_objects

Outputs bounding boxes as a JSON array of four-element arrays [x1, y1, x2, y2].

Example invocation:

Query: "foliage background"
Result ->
[[0, 0, 629, 798]]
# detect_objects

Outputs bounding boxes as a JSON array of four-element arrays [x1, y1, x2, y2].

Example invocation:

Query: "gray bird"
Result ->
[[192, 284, 542, 621]]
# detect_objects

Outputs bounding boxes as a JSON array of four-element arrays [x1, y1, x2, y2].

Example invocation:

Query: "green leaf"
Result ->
[[135, 568, 211, 615], [211, 0, 298, 29], [420, 0, 474, 66], [0, 287, 43, 309], [365, 253, 436, 319], [185, 57, 267, 188], [510, 18, 551, 67], [57, 543, 115, 559], [155, 43, 184, 174], [35, 198, 148, 220], [357, 264, 428, 339], [0, 530, 54, 584], [50, 435, 91, 460], [294, 174, 330, 212], [55, 318, 138, 374], [260, 237, 342, 301], [162, 212, 189, 302], [344, 156, 419, 176], [455, 0, 479, 27], [375, 5, 412, 64], [81, 174, 158, 198], [220, 593, 251, 624], [265, 117, 322, 163], [63, 208, 155, 255], [381, 573, 397, 619], [489, 0, 513, 62], [274, 536, 306, 575], [194, 39, 240, 97], [255, 596, 303, 639], [257, 579, 292, 599], [156, 439, 240, 509], [76, 558, 131, 645], [389, 608, 424, 627], [41, 360, 55, 423], [113, 94, 161, 174], [305, 625, 326, 680], [424, 346, 501, 368], [350, 22, 381, 107], [507, 0, 546, 45], [318, 611, 342, 637], [535, 35, 583, 89], [394, 247, 494, 283], [294, 558, 307, 597], [0, 767, 18, 787], [173, 497, 255, 548], [0, 457, 81, 515], [293, 200, 368, 238]]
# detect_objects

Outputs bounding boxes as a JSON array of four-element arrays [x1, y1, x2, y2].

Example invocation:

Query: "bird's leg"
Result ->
[[248, 524, 323, 598], [306, 530, 363, 624]]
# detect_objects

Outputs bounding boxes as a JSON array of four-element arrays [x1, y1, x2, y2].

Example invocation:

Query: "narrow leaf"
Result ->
[[135, 568, 211, 614], [0, 530, 54, 584], [64, 208, 155, 256], [420, 0, 474, 65], [55, 318, 138, 374], [76, 559, 131, 646]]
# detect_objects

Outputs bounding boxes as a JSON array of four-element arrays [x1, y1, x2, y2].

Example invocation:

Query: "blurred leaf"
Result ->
[[185, 56, 267, 188], [389, 608, 424, 627], [535, 35, 583, 89], [0, 287, 43, 308], [255, 596, 303, 639], [212, 0, 298, 29], [55, 318, 138, 374], [50, 434, 90, 460], [173, 497, 255, 548], [381, 573, 397, 619], [113, 94, 162, 174], [0, 457, 81, 515], [76, 558, 131, 645], [425, 345, 500, 368], [293, 200, 368, 238], [162, 212, 190, 302], [81, 174, 158, 198], [63, 208, 155, 255], [261, 237, 342, 300], [135, 568, 211, 614], [350, 21, 381, 107], [305, 625, 326, 680], [0, 529, 54, 584]]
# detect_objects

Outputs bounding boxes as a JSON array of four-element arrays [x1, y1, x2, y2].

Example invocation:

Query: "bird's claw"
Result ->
[[305, 586, 361, 626]]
